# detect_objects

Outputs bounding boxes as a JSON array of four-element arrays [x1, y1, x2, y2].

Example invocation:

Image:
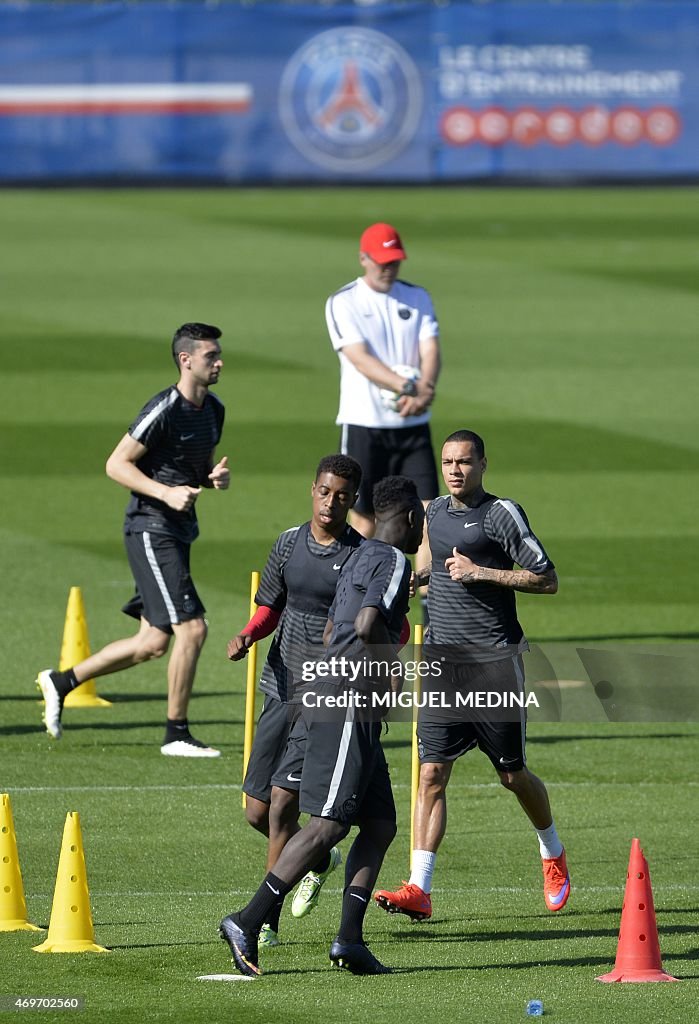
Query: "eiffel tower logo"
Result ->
[[316, 61, 383, 131]]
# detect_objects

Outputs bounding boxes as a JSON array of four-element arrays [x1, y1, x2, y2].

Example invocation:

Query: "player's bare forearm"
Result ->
[[418, 336, 441, 391], [411, 564, 431, 594], [447, 551, 558, 594], [474, 567, 557, 593], [341, 342, 409, 392], [106, 435, 200, 512]]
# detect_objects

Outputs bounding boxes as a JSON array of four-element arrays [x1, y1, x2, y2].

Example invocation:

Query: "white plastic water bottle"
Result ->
[[526, 1000, 544, 1016]]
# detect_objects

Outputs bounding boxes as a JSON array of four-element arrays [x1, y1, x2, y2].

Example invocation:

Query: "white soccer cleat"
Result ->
[[37, 669, 64, 740], [291, 846, 342, 918], [160, 738, 221, 758]]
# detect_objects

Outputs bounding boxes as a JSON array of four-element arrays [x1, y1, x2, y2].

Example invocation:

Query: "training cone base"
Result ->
[[0, 793, 42, 932], [0, 919, 43, 933], [32, 811, 109, 955], [32, 937, 109, 954], [596, 837, 679, 984], [57, 587, 112, 709], [64, 684, 112, 709], [596, 966, 679, 984]]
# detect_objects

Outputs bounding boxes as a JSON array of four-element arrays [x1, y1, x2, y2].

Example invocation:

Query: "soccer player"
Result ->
[[37, 323, 229, 757], [375, 430, 569, 920], [325, 222, 441, 607], [226, 454, 364, 947], [219, 477, 425, 977]]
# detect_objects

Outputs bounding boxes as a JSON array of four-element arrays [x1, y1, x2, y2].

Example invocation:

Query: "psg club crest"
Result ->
[[279, 27, 422, 172]]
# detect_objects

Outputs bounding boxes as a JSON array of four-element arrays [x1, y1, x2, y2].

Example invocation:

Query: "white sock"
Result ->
[[536, 821, 563, 860], [409, 850, 437, 893]]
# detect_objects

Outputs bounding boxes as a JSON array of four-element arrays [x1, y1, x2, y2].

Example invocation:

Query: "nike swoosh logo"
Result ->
[[463, 523, 478, 530], [547, 879, 570, 907], [350, 893, 368, 903], [180, 433, 195, 441], [333, 564, 342, 571], [286, 773, 302, 783], [382, 239, 397, 248], [266, 882, 280, 895]]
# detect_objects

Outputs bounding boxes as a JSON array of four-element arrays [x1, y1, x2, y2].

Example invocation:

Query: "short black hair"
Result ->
[[443, 429, 485, 459], [315, 454, 362, 492], [171, 322, 222, 368], [373, 475, 419, 517]]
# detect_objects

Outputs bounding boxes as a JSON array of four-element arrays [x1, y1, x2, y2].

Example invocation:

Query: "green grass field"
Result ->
[[1, 187, 698, 1022]]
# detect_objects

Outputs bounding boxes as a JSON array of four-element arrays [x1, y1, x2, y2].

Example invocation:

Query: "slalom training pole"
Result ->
[[241, 571, 260, 809], [410, 623, 423, 869]]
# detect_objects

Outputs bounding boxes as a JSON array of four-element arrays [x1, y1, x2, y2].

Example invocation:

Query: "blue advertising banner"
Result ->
[[0, 1, 696, 182]]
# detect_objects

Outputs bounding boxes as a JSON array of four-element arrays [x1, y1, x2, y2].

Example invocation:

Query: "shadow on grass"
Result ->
[[388, 923, 699, 944], [0, 719, 241, 737], [535, 632, 699, 643], [0, 690, 228, 703], [529, 732, 693, 744]]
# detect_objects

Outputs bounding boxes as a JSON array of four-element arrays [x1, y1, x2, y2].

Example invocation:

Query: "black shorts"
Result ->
[[122, 530, 205, 634], [417, 655, 528, 772], [298, 682, 396, 825], [340, 423, 438, 515], [243, 696, 301, 803], [270, 713, 307, 793]]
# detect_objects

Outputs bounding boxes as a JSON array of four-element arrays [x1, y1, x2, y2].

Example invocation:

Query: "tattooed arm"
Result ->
[[445, 548, 558, 594]]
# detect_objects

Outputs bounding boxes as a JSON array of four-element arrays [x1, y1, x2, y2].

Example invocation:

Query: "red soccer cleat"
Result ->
[[542, 848, 570, 912], [374, 882, 432, 921]]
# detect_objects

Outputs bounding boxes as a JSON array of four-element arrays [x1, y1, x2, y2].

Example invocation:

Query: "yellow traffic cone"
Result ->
[[59, 587, 111, 708], [33, 812, 109, 953], [0, 794, 42, 932]]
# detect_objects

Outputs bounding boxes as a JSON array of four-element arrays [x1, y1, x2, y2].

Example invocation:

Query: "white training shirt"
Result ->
[[325, 276, 439, 429]]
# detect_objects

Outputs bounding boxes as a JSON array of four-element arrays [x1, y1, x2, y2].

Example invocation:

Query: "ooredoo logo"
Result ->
[[440, 105, 681, 148], [279, 27, 422, 172]]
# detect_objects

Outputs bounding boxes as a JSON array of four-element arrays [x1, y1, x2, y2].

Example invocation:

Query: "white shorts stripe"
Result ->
[[321, 701, 356, 817], [143, 531, 179, 625], [340, 423, 349, 456], [512, 654, 527, 766]]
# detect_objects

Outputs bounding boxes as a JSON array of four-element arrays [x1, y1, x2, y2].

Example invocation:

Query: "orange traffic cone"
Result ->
[[33, 811, 109, 954], [596, 837, 679, 983], [0, 794, 42, 932], [59, 587, 111, 708]]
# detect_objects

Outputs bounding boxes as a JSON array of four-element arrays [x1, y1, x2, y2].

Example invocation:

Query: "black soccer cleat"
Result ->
[[329, 938, 392, 975], [218, 913, 262, 977]]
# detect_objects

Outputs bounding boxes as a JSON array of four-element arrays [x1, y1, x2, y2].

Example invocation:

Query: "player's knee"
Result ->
[[419, 762, 449, 794], [309, 816, 349, 849], [498, 768, 526, 793], [364, 817, 397, 851], [186, 617, 208, 647], [269, 788, 299, 831], [245, 800, 270, 834], [135, 631, 170, 662]]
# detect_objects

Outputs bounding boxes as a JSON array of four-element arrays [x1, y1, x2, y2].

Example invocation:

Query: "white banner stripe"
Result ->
[[0, 84, 252, 104]]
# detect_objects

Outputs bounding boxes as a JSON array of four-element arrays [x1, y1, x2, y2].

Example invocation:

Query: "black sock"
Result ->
[[238, 873, 293, 933], [337, 886, 371, 945], [264, 897, 284, 932], [53, 669, 79, 700], [312, 852, 331, 875], [164, 718, 191, 744]]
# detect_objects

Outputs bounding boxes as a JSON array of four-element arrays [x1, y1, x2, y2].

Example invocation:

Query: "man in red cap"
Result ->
[[325, 222, 441, 593]]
